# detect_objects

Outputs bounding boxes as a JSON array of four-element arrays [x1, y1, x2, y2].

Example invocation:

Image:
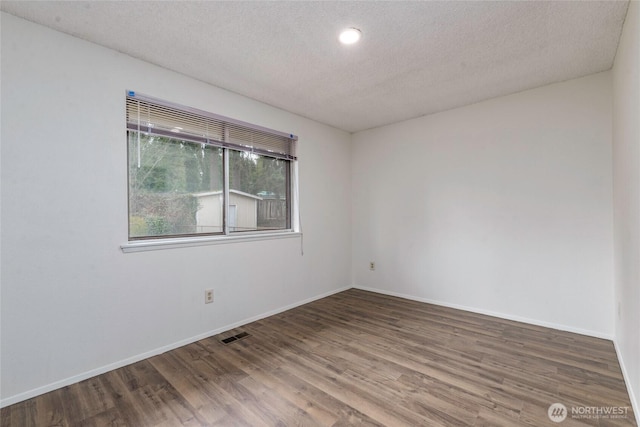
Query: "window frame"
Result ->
[[124, 91, 298, 247]]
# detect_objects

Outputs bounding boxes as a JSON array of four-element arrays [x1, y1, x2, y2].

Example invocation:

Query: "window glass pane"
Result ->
[[229, 150, 289, 232], [128, 132, 223, 238]]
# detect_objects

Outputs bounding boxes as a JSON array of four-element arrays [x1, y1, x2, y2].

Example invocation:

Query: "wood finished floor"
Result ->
[[1, 289, 636, 426]]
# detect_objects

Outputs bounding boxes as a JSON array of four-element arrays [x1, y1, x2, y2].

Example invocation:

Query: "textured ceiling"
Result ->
[[1, 1, 629, 133]]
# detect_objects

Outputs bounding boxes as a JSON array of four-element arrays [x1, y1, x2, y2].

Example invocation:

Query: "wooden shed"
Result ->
[[194, 190, 262, 233]]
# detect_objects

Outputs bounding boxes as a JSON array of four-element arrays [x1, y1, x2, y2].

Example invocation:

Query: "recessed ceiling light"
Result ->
[[339, 28, 362, 45]]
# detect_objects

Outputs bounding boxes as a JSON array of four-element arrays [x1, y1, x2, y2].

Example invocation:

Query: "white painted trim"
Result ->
[[3, 284, 624, 409], [353, 285, 614, 340], [0, 285, 351, 408], [121, 231, 301, 253], [613, 340, 640, 424]]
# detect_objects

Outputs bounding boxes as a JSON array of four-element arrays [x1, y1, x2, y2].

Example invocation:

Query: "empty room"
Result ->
[[1, 1, 639, 426]]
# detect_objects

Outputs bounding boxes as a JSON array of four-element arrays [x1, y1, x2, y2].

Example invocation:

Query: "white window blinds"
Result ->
[[126, 91, 297, 160]]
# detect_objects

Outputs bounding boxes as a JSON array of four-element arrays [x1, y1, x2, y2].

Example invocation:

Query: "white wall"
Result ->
[[613, 0, 640, 415], [352, 72, 614, 337], [2, 7, 634, 411], [0, 13, 351, 405]]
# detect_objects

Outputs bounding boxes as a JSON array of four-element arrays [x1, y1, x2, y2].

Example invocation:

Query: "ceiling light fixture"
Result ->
[[339, 27, 362, 45]]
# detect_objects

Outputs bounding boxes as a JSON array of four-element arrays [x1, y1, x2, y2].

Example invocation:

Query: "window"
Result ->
[[126, 92, 297, 241]]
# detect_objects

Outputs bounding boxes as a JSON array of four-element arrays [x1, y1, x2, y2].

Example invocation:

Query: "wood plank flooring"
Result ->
[[1, 289, 636, 426]]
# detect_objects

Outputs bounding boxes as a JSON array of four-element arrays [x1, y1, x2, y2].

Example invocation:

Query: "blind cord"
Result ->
[[299, 209, 304, 256], [136, 100, 141, 168], [294, 161, 303, 256]]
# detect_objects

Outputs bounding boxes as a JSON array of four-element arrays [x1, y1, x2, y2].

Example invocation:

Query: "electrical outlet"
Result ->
[[205, 289, 214, 304], [369, 261, 375, 271]]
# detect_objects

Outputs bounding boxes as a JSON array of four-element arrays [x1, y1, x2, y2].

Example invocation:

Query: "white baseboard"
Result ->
[[3, 284, 624, 410], [353, 286, 637, 422], [0, 285, 351, 408], [353, 286, 640, 425], [353, 285, 614, 340], [613, 340, 640, 424]]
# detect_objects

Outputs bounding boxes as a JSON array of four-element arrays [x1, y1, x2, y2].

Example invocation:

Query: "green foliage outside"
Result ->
[[129, 216, 148, 236], [128, 133, 223, 237], [128, 132, 288, 238], [229, 150, 287, 199]]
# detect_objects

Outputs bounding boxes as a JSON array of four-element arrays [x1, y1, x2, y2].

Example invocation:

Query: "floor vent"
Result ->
[[221, 331, 250, 345]]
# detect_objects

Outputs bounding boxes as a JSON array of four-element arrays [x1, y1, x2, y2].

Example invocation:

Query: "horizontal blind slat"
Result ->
[[126, 94, 296, 159]]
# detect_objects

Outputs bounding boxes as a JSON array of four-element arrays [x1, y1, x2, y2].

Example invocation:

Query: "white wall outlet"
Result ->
[[369, 261, 375, 271], [205, 289, 214, 304]]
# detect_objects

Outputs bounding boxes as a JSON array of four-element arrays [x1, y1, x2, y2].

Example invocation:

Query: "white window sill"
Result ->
[[121, 231, 301, 253]]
